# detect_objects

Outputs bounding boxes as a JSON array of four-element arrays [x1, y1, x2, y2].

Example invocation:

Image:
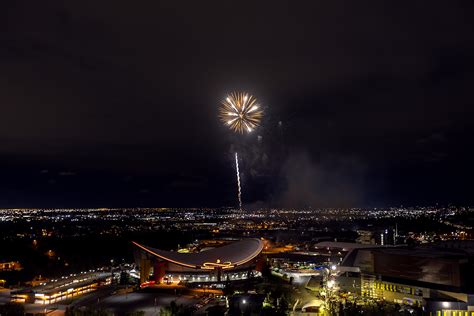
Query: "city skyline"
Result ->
[[2, 2, 474, 315]]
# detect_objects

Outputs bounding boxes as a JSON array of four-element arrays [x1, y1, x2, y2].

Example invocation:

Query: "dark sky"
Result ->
[[0, 1, 473, 208]]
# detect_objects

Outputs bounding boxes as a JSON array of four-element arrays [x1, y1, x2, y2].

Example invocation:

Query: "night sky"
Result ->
[[1, 1, 473, 208]]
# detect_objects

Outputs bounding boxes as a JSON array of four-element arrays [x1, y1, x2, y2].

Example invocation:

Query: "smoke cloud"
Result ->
[[274, 151, 366, 208]]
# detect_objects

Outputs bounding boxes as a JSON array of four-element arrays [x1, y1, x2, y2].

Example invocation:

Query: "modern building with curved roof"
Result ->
[[133, 239, 265, 285]]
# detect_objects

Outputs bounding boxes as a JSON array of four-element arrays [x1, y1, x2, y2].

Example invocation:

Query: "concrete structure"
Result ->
[[340, 242, 474, 315], [11, 271, 112, 304], [134, 238, 264, 285]]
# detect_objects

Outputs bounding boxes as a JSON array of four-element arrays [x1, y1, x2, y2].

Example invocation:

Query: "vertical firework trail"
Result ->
[[219, 92, 263, 211], [235, 152, 242, 211]]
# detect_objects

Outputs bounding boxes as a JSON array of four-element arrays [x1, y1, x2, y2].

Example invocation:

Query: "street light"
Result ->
[[110, 259, 114, 285], [241, 298, 248, 313]]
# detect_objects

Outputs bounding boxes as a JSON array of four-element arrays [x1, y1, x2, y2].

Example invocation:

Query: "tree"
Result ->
[[206, 305, 226, 316], [64, 306, 111, 316], [263, 292, 273, 308], [0, 303, 25, 316], [159, 301, 193, 316], [223, 275, 234, 297], [276, 295, 289, 315], [261, 261, 271, 281]]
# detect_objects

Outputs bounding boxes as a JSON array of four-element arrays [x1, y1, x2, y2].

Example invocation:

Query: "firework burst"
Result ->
[[219, 92, 263, 134]]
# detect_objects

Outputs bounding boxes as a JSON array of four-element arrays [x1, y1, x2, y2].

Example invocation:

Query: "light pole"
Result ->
[[110, 259, 114, 286], [241, 298, 247, 315]]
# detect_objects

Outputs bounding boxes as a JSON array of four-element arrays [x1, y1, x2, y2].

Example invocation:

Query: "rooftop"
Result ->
[[133, 238, 264, 270]]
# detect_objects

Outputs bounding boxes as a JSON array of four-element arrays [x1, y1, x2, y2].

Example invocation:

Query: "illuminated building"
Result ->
[[0, 261, 22, 271], [11, 278, 111, 304], [356, 230, 375, 245], [10, 271, 113, 304], [341, 242, 474, 314], [134, 238, 265, 285]]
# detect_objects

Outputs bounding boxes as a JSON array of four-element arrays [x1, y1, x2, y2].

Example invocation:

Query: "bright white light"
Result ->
[[442, 302, 450, 308], [226, 97, 231, 103], [227, 118, 237, 125], [248, 105, 259, 113], [331, 265, 337, 271], [242, 121, 252, 132], [242, 299, 247, 304]]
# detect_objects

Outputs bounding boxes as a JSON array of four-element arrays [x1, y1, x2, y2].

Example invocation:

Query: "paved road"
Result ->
[[69, 285, 118, 307], [0, 289, 10, 305], [3, 286, 198, 316], [73, 289, 198, 316]]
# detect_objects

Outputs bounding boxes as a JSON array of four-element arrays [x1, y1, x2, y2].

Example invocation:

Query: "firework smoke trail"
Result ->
[[235, 152, 242, 211]]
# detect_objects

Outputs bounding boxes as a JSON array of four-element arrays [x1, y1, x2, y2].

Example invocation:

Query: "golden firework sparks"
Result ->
[[219, 92, 263, 133]]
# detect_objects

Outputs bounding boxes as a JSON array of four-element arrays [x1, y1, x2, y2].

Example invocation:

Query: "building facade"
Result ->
[[134, 238, 265, 286]]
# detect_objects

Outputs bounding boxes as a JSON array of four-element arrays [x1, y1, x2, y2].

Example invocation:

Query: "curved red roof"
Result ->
[[133, 238, 264, 270]]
